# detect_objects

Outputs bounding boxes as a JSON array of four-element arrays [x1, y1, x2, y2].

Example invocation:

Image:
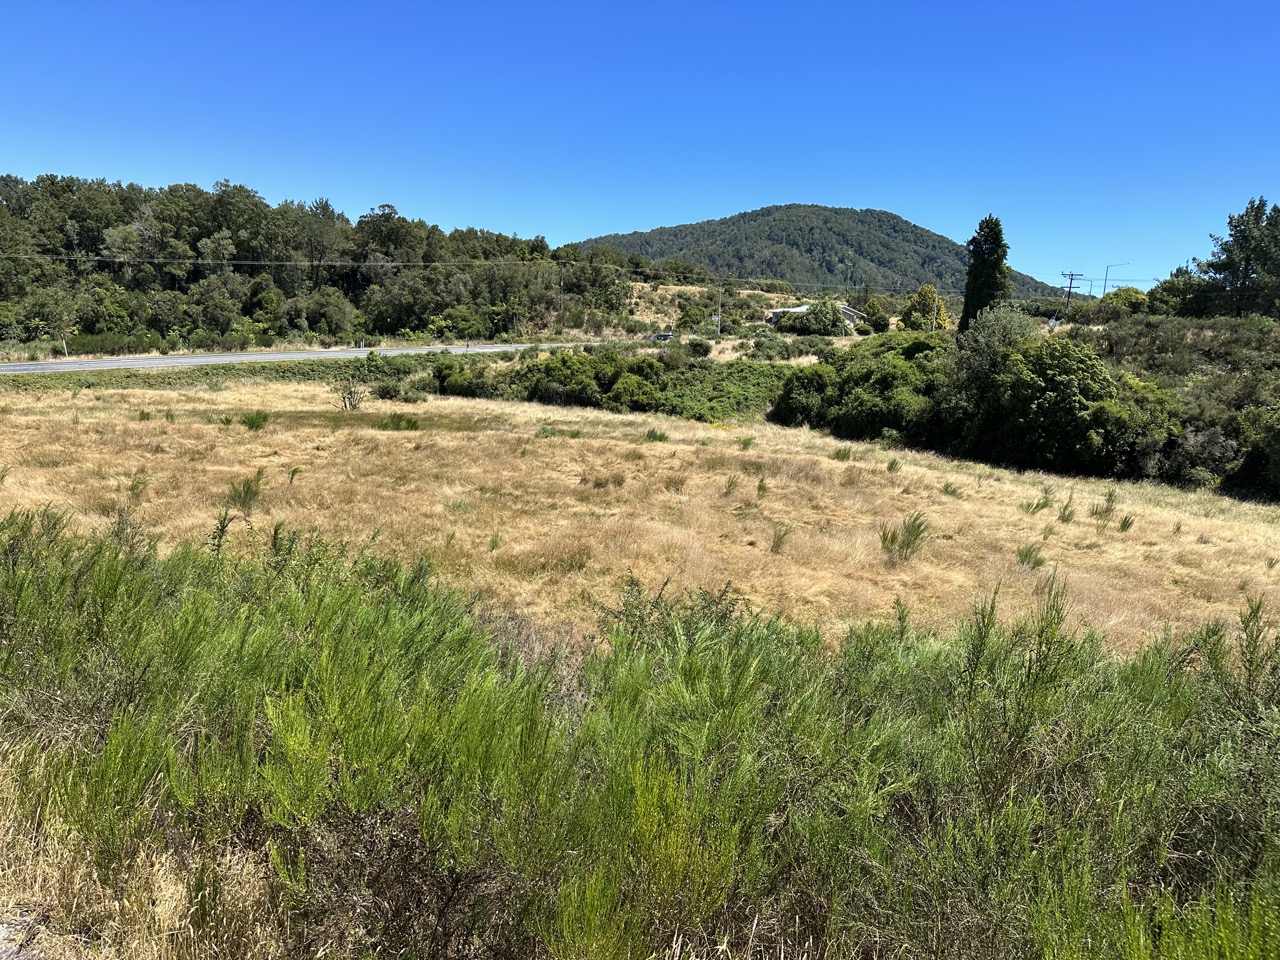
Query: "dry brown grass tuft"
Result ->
[[0, 762, 287, 959], [2, 379, 1279, 650]]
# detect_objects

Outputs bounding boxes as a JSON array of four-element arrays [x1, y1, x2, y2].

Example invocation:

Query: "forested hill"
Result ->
[[583, 204, 1063, 297]]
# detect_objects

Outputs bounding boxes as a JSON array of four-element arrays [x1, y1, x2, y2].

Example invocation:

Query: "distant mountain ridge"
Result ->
[[583, 204, 1063, 298]]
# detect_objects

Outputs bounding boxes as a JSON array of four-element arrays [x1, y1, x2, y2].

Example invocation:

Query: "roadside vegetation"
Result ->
[[1, 511, 1278, 958]]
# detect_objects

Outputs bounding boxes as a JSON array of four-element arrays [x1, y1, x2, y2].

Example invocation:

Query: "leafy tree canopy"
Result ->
[[1196, 196, 1280, 318], [899, 284, 948, 331], [1100, 286, 1149, 314]]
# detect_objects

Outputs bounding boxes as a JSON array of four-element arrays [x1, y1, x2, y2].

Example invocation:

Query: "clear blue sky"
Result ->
[[3, 0, 1276, 290]]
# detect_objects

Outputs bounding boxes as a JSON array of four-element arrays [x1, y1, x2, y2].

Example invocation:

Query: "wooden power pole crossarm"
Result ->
[[1061, 272, 1083, 311]]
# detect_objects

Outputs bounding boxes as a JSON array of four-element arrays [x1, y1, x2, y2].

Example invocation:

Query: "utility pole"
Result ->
[[717, 275, 723, 336], [1061, 272, 1083, 312]]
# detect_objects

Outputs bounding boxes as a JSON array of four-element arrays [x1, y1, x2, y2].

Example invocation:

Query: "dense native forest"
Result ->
[[583, 203, 1064, 297], [0, 174, 672, 353]]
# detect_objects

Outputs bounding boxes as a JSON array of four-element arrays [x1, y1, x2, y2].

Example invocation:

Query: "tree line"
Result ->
[[0, 175, 732, 353]]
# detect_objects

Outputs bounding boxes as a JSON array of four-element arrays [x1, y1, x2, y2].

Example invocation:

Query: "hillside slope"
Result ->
[[584, 203, 1063, 297]]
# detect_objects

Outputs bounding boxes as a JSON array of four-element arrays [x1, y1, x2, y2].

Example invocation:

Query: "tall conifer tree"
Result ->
[[961, 215, 1012, 331]]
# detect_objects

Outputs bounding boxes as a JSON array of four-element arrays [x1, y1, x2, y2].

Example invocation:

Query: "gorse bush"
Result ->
[[0, 512, 1278, 958]]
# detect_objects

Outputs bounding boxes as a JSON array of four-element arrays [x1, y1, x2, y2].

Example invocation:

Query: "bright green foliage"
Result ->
[[2, 515, 1279, 956], [744, 331, 832, 361], [0, 174, 623, 352], [899, 283, 948, 331], [992, 337, 1118, 471], [225, 466, 266, 517], [238, 409, 270, 430], [439, 349, 793, 423], [1101, 285, 1150, 314], [862, 294, 891, 333], [777, 297, 845, 335], [961, 214, 1013, 329], [773, 331, 948, 446], [1148, 264, 1219, 316], [879, 511, 931, 562], [1069, 310, 1280, 493], [770, 316, 1196, 482]]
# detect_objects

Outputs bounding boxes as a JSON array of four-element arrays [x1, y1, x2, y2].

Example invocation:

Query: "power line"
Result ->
[[0, 251, 1063, 298]]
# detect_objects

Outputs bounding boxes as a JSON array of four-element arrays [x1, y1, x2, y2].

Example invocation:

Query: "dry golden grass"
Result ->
[[2, 379, 1279, 651], [0, 764, 286, 959]]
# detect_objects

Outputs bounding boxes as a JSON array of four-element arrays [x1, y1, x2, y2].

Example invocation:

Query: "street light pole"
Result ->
[[1102, 262, 1129, 299]]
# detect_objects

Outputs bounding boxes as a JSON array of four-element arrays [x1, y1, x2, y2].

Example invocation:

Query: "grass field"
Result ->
[[2, 373, 1280, 958], [1, 377, 1278, 650]]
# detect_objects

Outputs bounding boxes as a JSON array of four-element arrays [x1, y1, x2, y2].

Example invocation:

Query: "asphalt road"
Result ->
[[0, 343, 574, 376]]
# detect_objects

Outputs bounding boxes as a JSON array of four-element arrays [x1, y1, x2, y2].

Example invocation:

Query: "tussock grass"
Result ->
[[238, 409, 270, 431], [373, 411, 420, 431], [1017, 543, 1047, 568], [226, 467, 267, 518], [1020, 484, 1055, 515], [880, 511, 931, 564]]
